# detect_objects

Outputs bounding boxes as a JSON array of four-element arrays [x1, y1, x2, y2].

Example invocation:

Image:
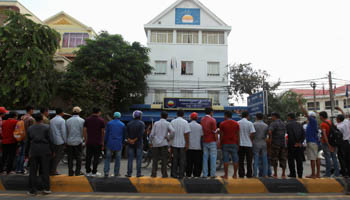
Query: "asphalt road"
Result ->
[[0, 192, 349, 200]]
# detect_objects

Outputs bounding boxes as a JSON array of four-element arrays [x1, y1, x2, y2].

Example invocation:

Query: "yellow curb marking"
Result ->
[[220, 178, 268, 194], [50, 176, 93, 193], [129, 177, 186, 194], [298, 178, 344, 193]]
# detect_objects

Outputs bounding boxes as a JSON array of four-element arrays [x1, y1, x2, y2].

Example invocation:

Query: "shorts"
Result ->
[[271, 143, 287, 169], [306, 142, 318, 161], [222, 144, 239, 163]]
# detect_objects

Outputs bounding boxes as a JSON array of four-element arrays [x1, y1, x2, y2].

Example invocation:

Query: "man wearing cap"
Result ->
[[104, 112, 126, 177], [186, 112, 203, 178], [126, 110, 145, 177], [66, 107, 85, 176]]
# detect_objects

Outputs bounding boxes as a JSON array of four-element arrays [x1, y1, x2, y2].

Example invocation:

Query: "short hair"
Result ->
[[224, 111, 232, 118], [8, 111, 18, 119], [337, 114, 345, 122], [271, 112, 280, 119], [177, 109, 184, 117], [256, 113, 264, 120], [26, 105, 34, 112], [93, 108, 101, 114], [40, 107, 48, 114], [319, 111, 328, 119], [205, 107, 213, 115], [56, 108, 63, 115], [287, 113, 296, 120], [161, 111, 168, 119], [241, 111, 249, 118], [32, 113, 43, 122]]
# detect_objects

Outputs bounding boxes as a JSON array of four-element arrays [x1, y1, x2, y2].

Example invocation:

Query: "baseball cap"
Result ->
[[133, 110, 143, 119], [114, 112, 121, 118], [72, 106, 82, 113], [0, 107, 9, 114], [308, 111, 316, 117], [190, 112, 198, 120]]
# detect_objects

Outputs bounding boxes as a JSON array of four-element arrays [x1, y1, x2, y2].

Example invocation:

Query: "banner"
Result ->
[[163, 98, 212, 110]]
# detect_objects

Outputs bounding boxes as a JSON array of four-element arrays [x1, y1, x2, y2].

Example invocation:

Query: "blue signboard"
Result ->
[[164, 98, 212, 110], [175, 8, 200, 25], [247, 91, 265, 116]]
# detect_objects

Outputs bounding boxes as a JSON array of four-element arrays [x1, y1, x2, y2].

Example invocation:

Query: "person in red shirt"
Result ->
[[1, 112, 18, 174], [220, 111, 240, 179], [201, 107, 218, 178]]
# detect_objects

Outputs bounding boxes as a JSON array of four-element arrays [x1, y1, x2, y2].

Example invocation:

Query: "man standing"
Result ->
[[252, 113, 268, 178], [49, 108, 67, 176], [335, 107, 350, 177], [40, 108, 50, 125], [286, 113, 305, 178], [66, 107, 85, 176], [268, 112, 287, 178], [126, 110, 145, 177], [238, 111, 255, 178], [25, 114, 52, 195], [220, 111, 240, 179], [186, 112, 203, 178], [319, 111, 340, 177], [84, 108, 105, 177], [104, 112, 126, 177], [1, 112, 18, 174], [201, 107, 218, 178], [0, 107, 9, 171], [170, 109, 190, 179], [150, 111, 174, 178]]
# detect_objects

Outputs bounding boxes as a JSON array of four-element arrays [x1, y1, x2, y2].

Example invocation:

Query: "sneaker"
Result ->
[[27, 191, 37, 196], [95, 172, 102, 176], [86, 173, 92, 177], [43, 190, 52, 195]]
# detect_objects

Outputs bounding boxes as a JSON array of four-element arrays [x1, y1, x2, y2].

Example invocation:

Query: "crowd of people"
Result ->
[[0, 101, 350, 195]]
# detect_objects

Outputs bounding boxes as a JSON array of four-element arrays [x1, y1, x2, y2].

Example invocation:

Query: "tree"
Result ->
[[60, 31, 152, 114], [268, 90, 305, 120], [0, 11, 60, 108]]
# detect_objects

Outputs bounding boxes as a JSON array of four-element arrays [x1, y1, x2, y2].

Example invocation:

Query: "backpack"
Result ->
[[13, 120, 26, 142], [325, 121, 343, 147]]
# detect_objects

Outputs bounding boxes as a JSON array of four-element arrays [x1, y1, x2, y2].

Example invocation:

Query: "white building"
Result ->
[[144, 0, 231, 108]]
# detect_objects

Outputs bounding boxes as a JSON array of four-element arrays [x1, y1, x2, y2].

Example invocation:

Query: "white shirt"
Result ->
[[171, 117, 191, 148], [149, 119, 175, 147], [337, 119, 350, 141], [50, 115, 67, 145], [238, 118, 256, 147], [189, 121, 203, 150]]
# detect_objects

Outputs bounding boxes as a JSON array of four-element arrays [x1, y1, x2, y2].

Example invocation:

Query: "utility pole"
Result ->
[[329, 71, 335, 121], [310, 82, 317, 112]]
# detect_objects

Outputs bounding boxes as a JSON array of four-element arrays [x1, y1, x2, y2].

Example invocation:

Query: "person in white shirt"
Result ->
[[149, 111, 174, 178], [170, 109, 190, 179], [238, 111, 256, 178], [335, 107, 350, 177], [186, 112, 203, 178]]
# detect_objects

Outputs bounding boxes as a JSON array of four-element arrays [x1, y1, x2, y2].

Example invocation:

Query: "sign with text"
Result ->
[[247, 91, 265, 116], [163, 98, 212, 110], [175, 8, 200, 25]]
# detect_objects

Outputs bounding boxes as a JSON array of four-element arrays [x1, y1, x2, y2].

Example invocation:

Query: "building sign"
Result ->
[[164, 98, 211, 110], [175, 8, 200, 25], [247, 91, 265, 116]]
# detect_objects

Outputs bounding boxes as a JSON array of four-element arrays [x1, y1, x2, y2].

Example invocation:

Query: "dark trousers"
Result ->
[[85, 145, 101, 174], [171, 147, 186, 178], [50, 144, 65, 175], [338, 146, 348, 176], [186, 149, 203, 177], [29, 154, 50, 193], [340, 141, 350, 177], [67, 144, 82, 176], [151, 146, 168, 177], [238, 146, 253, 178], [288, 146, 304, 178], [2, 143, 17, 173]]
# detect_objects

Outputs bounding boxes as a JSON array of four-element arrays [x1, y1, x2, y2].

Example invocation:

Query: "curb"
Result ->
[[0, 175, 348, 194]]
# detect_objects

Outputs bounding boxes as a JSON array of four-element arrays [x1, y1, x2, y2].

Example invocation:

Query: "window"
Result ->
[[181, 61, 193, 75], [325, 100, 339, 110], [62, 33, 89, 48], [208, 91, 220, 105], [176, 31, 198, 44], [207, 62, 220, 76], [154, 61, 167, 75], [344, 99, 350, 108], [150, 31, 173, 43], [202, 32, 225, 44], [154, 90, 166, 104], [307, 102, 320, 111], [181, 90, 193, 98]]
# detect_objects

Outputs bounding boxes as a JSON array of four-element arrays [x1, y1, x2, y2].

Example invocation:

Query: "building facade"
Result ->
[[0, 0, 42, 25], [144, 0, 231, 108]]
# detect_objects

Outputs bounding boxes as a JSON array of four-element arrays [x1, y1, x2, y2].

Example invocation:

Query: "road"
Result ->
[[0, 192, 349, 200]]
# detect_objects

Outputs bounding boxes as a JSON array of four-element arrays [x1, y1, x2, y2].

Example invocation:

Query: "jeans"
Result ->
[[253, 146, 268, 177], [322, 143, 340, 177], [127, 146, 142, 176], [202, 142, 217, 177], [104, 148, 122, 176], [16, 142, 25, 173], [50, 144, 65, 174]]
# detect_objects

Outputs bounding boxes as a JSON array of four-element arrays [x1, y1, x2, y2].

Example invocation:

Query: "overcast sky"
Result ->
[[20, 0, 350, 90]]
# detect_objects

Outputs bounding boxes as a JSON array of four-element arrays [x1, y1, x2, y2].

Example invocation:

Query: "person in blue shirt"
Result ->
[[103, 112, 126, 177]]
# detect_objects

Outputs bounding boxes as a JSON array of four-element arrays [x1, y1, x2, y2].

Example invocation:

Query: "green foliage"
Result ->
[[60, 31, 152, 114], [0, 11, 60, 108]]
